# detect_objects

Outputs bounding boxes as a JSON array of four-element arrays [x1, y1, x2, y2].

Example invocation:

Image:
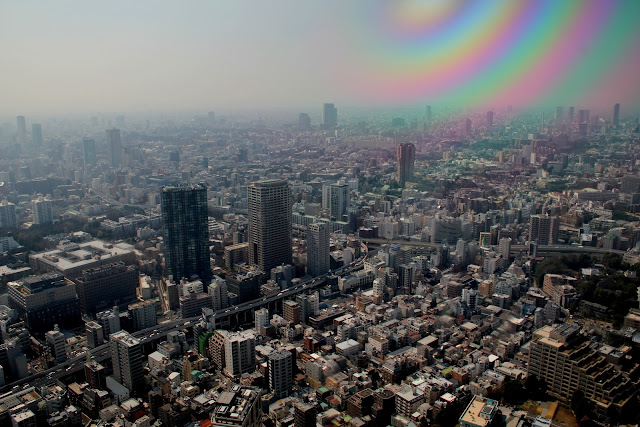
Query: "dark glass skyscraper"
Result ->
[[106, 128, 122, 168], [397, 143, 416, 186], [83, 137, 96, 167], [248, 179, 292, 273], [161, 184, 211, 283]]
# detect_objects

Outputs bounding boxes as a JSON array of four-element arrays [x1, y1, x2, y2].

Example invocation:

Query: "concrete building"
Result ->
[[45, 325, 67, 364], [8, 273, 80, 331], [529, 215, 559, 245], [0, 200, 17, 229], [208, 277, 229, 311], [458, 396, 498, 427], [110, 331, 143, 393], [32, 197, 53, 224], [268, 350, 293, 399], [128, 300, 157, 331], [224, 331, 256, 377], [322, 183, 349, 220], [210, 385, 262, 427], [72, 262, 138, 315], [106, 128, 122, 168], [322, 103, 338, 128], [86, 321, 104, 349], [307, 222, 330, 277], [254, 308, 269, 331]]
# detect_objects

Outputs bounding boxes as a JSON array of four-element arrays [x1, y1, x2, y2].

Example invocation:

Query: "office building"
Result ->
[[322, 103, 338, 128], [110, 331, 143, 393], [16, 116, 26, 144], [32, 197, 53, 225], [458, 396, 498, 427], [425, 105, 432, 123], [298, 113, 311, 130], [29, 240, 135, 278], [254, 308, 269, 331], [224, 331, 256, 377], [307, 222, 330, 277], [45, 325, 67, 364], [208, 277, 229, 311], [179, 290, 213, 318], [283, 300, 301, 324], [0, 200, 17, 229], [72, 262, 138, 315], [31, 124, 42, 146], [322, 183, 349, 219], [85, 359, 106, 390], [554, 106, 564, 121], [210, 385, 262, 427], [397, 143, 416, 186], [86, 321, 104, 349], [613, 103, 620, 126], [268, 350, 293, 399], [486, 110, 494, 127], [83, 138, 96, 167], [247, 179, 292, 273], [8, 273, 80, 332], [106, 128, 122, 168], [128, 300, 157, 331], [295, 403, 317, 427], [529, 215, 559, 245], [161, 184, 211, 283], [226, 271, 263, 303], [96, 307, 121, 339], [465, 118, 472, 135], [528, 324, 638, 416]]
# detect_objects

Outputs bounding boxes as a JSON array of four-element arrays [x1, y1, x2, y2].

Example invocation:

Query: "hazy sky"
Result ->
[[3, 1, 640, 115]]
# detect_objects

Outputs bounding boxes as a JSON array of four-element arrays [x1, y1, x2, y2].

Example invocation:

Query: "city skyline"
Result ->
[[2, 1, 640, 115]]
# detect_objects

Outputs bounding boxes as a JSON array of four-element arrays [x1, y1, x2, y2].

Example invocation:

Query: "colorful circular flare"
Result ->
[[330, 0, 640, 108]]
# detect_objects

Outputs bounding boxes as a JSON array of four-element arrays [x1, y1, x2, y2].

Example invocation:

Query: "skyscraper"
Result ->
[[613, 103, 620, 126], [322, 183, 349, 219], [397, 143, 416, 186], [568, 106, 575, 123], [425, 105, 432, 123], [307, 223, 330, 277], [465, 118, 472, 135], [83, 138, 96, 167], [247, 179, 292, 273], [299, 113, 311, 130], [486, 110, 494, 127], [110, 330, 143, 393], [322, 103, 338, 128], [161, 184, 211, 283], [31, 124, 42, 146], [106, 128, 122, 168], [16, 116, 26, 144]]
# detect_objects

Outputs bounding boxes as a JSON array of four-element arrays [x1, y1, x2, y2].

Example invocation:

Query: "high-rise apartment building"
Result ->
[[16, 116, 27, 144], [247, 179, 292, 273], [529, 215, 559, 245], [85, 321, 104, 349], [31, 124, 42, 146], [208, 278, 229, 311], [106, 128, 122, 168], [322, 183, 349, 219], [224, 331, 256, 377], [268, 350, 293, 399], [254, 308, 269, 331], [397, 143, 416, 186], [294, 403, 317, 427], [128, 300, 157, 332], [83, 138, 96, 167], [322, 103, 338, 128], [425, 105, 432, 123], [0, 200, 17, 229], [32, 197, 53, 225], [161, 184, 211, 283], [110, 330, 143, 393], [45, 325, 67, 364], [299, 113, 311, 130], [528, 324, 637, 416], [307, 223, 330, 277]]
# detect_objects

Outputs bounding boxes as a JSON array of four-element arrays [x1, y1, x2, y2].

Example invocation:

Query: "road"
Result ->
[[360, 238, 625, 255]]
